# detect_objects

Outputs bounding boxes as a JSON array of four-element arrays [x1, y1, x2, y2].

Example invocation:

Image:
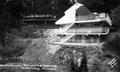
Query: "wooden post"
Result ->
[[82, 35, 85, 44], [97, 36, 100, 44], [45, 14, 47, 29]]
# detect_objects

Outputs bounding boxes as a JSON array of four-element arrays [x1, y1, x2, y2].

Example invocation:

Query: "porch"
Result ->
[[53, 35, 105, 46]]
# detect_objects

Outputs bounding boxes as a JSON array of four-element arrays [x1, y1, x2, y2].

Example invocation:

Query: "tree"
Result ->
[[103, 32, 120, 58], [111, 5, 120, 30], [0, 0, 31, 47]]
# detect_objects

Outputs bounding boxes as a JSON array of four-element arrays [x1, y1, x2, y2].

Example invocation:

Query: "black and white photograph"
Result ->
[[0, 0, 120, 72]]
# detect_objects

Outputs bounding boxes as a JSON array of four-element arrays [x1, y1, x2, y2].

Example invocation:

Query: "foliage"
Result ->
[[102, 32, 120, 71], [0, 0, 30, 46], [111, 5, 120, 29], [103, 32, 120, 58]]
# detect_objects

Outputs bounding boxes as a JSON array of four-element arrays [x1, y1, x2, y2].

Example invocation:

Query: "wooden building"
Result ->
[[53, 2, 112, 46]]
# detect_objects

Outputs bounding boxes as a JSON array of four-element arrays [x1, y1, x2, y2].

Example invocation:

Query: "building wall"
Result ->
[[66, 27, 109, 34], [66, 35, 102, 44]]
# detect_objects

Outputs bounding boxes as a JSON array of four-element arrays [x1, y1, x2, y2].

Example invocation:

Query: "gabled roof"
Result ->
[[76, 5, 91, 16], [55, 2, 112, 25], [64, 2, 83, 14], [55, 2, 95, 24], [55, 2, 83, 24]]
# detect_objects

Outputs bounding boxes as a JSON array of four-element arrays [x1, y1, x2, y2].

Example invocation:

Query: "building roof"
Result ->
[[64, 2, 83, 14], [55, 2, 82, 24], [76, 5, 91, 16], [22, 14, 57, 22], [55, 2, 112, 25]]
